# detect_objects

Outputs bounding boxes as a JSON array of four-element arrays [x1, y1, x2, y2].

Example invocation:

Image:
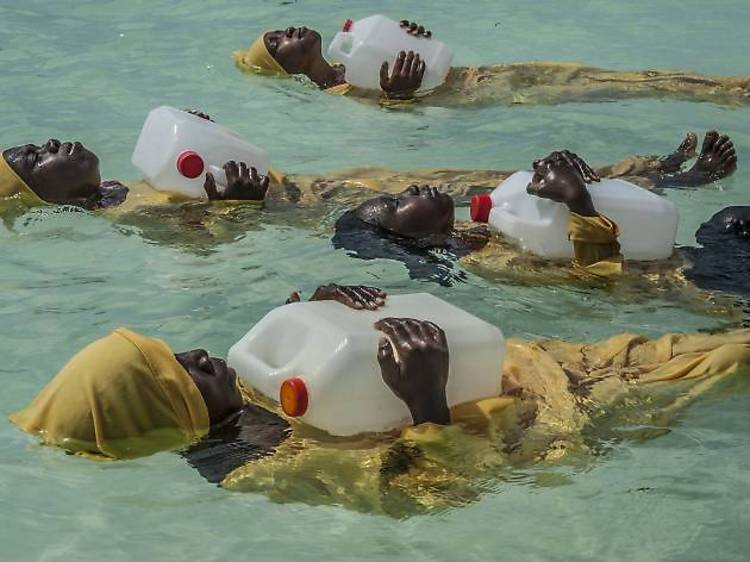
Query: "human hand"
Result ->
[[526, 150, 599, 216], [185, 109, 213, 121], [290, 284, 386, 310], [80, 180, 129, 209], [379, 51, 426, 99], [204, 161, 270, 201], [399, 20, 432, 38], [375, 318, 450, 425]]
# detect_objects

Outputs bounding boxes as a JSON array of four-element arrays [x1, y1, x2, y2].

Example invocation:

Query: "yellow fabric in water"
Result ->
[[9, 328, 210, 460], [222, 329, 750, 515], [325, 83, 353, 96], [0, 150, 45, 206], [568, 212, 624, 277], [234, 35, 288, 75]]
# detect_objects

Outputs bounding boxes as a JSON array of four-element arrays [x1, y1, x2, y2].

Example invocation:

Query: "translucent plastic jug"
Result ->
[[470, 171, 678, 260], [328, 15, 454, 92], [131, 106, 270, 198], [228, 293, 505, 436]]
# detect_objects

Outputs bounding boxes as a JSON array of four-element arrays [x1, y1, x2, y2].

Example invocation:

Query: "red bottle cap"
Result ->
[[342, 19, 353, 32], [176, 150, 205, 179], [280, 377, 309, 417], [470, 194, 493, 223]]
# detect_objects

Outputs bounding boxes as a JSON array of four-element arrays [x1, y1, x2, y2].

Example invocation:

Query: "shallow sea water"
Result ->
[[1, 0, 749, 560]]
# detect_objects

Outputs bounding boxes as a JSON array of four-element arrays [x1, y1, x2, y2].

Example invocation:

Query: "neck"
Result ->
[[307, 57, 343, 89]]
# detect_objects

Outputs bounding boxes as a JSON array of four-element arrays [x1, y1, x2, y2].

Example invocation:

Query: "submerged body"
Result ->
[[219, 328, 750, 516], [235, 26, 750, 108], [9, 284, 750, 516], [413, 62, 750, 108]]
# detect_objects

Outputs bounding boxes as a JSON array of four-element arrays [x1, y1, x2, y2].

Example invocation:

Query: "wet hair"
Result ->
[[182, 404, 291, 484], [683, 206, 750, 300], [332, 210, 470, 287]]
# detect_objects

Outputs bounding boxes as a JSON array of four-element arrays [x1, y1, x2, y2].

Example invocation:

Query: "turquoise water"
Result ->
[[1, 0, 749, 560]]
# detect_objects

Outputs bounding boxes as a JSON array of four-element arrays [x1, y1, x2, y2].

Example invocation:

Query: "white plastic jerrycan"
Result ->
[[131, 106, 270, 198], [327, 15, 454, 92], [228, 293, 505, 436], [470, 171, 678, 261]]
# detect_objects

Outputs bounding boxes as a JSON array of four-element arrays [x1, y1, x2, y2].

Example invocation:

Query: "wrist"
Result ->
[[382, 89, 416, 101], [408, 395, 451, 426], [566, 191, 596, 217], [310, 284, 336, 301]]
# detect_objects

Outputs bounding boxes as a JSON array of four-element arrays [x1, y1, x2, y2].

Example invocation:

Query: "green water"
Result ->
[[1, 0, 749, 560]]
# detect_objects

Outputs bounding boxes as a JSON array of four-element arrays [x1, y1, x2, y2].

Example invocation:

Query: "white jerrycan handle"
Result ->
[[328, 32, 354, 62]]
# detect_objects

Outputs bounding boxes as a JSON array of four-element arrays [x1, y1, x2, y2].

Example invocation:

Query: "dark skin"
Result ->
[[351, 131, 737, 243], [379, 51, 427, 100], [286, 284, 386, 309], [526, 150, 600, 216], [658, 130, 738, 187], [4, 139, 102, 206], [3, 110, 269, 207], [185, 110, 270, 202], [204, 161, 270, 201], [262, 26, 424, 97], [175, 284, 450, 429], [527, 132, 738, 209], [175, 350, 244, 425], [399, 20, 433, 38], [356, 184, 455, 240], [375, 317, 451, 425]]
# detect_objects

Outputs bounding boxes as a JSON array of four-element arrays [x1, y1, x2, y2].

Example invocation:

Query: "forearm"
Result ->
[[408, 397, 451, 426]]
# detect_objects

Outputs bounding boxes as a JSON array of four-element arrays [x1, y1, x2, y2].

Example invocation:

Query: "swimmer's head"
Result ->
[[263, 26, 323, 74], [9, 328, 215, 460], [4, 139, 101, 204], [355, 185, 455, 241], [175, 349, 243, 425]]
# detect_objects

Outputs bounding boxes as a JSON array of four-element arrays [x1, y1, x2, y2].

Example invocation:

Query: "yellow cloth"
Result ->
[[325, 83, 353, 96], [233, 35, 288, 75], [0, 150, 45, 206], [568, 212, 624, 277], [222, 329, 750, 514], [9, 328, 210, 460], [109, 172, 285, 214], [460, 212, 626, 286]]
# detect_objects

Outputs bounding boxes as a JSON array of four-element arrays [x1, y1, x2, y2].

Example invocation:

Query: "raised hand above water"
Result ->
[[379, 51, 426, 99], [204, 161, 269, 201], [526, 150, 600, 216], [375, 317, 451, 425]]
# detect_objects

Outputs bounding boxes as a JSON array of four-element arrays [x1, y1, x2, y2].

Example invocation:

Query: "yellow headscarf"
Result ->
[[9, 328, 210, 460], [234, 34, 288, 75], [0, 150, 45, 206]]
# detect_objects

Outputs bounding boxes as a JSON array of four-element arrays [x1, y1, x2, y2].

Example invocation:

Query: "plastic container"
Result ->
[[131, 106, 270, 198], [470, 171, 678, 260], [328, 15, 454, 92], [228, 293, 505, 436]]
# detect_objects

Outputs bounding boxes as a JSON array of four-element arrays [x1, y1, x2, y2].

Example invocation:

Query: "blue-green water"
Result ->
[[1, 1, 749, 560]]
